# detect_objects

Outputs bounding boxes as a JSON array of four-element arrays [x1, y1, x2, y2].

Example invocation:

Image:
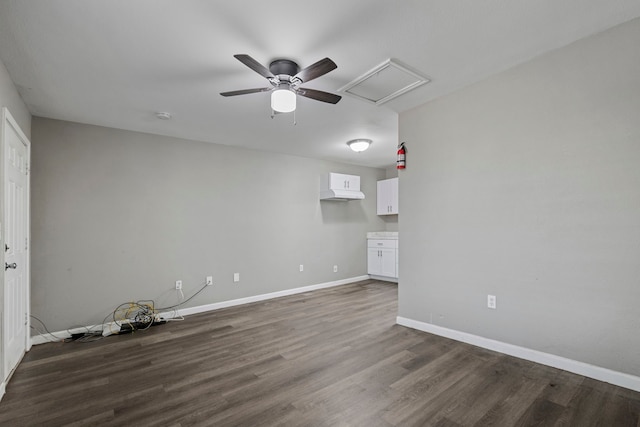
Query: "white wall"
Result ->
[[0, 59, 30, 138], [399, 18, 640, 377], [30, 118, 387, 331]]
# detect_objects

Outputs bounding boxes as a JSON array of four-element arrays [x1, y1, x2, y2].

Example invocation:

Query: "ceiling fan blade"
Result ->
[[293, 58, 337, 83], [234, 54, 275, 79], [220, 87, 273, 97], [296, 88, 342, 104]]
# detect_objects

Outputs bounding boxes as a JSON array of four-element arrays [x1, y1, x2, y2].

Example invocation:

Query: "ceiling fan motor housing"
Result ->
[[270, 59, 300, 79]]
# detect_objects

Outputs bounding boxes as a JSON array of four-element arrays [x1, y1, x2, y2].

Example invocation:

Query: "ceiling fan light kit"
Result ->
[[271, 88, 296, 113], [221, 54, 342, 115], [347, 139, 372, 152]]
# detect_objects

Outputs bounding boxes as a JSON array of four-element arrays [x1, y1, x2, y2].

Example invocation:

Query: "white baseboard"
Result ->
[[396, 316, 640, 393], [0, 381, 5, 403], [31, 275, 369, 346], [368, 275, 398, 283], [30, 323, 106, 346], [160, 275, 369, 318]]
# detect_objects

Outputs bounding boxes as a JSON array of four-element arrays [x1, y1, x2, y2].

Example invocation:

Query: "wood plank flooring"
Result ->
[[1, 279, 639, 426]]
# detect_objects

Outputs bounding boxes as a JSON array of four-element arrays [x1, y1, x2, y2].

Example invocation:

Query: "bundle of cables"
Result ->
[[106, 300, 160, 335], [31, 282, 210, 343]]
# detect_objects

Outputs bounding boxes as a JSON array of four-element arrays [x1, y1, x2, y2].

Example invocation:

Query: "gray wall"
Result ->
[[31, 118, 387, 331], [398, 18, 640, 376]]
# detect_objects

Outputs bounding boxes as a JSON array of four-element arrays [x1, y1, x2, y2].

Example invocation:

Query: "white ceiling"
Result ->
[[1, 1, 639, 168]]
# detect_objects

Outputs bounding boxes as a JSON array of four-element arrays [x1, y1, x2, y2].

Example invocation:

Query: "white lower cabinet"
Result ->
[[367, 239, 398, 279]]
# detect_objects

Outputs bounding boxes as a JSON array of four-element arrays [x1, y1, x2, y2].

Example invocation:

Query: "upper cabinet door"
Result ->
[[377, 177, 399, 215], [344, 174, 360, 191], [328, 173, 360, 191]]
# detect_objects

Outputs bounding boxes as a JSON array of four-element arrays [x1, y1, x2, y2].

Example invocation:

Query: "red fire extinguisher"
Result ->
[[397, 142, 406, 169]]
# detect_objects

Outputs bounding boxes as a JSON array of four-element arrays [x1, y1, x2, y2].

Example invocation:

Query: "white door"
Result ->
[[388, 178, 399, 215], [380, 248, 397, 278], [2, 108, 30, 381], [367, 247, 381, 275], [344, 174, 360, 191], [377, 179, 390, 215]]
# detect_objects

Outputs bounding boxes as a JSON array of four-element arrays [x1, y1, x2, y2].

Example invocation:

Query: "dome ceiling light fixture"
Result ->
[[347, 139, 372, 152]]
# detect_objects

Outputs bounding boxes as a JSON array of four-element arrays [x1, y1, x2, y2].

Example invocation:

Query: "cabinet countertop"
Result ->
[[367, 231, 398, 240]]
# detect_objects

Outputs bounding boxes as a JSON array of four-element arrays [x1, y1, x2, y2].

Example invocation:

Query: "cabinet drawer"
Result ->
[[367, 239, 397, 249]]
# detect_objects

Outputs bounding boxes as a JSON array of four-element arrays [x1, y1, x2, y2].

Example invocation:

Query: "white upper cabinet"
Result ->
[[320, 173, 365, 201], [328, 173, 360, 192], [377, 177, 398, 215]]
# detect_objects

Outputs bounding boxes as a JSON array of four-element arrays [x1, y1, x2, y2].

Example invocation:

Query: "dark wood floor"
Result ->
[[1, 280, 639, 426]]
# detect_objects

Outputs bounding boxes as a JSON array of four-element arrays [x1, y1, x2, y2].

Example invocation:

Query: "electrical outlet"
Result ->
[[233, 273, 240, 283], [333, 265, 338, 273], [206, 276, 213, 286], [175, 280, 182, 290], [487, 294, 496, 309], [299, 264, 304, 272]]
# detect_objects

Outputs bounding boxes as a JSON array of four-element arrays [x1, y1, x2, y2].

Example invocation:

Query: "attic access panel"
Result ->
[[339, 59, 430, 105]]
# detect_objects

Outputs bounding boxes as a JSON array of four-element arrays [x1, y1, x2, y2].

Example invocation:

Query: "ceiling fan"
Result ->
[[220, 54, 342, 113]]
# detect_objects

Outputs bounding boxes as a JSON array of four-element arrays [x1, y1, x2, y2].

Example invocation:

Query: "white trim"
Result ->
[[368, 274, 398, 283], [31, 276, 369, 346], [31, 334, 61, 346], [338, 58, 430, 105], [30, 323, 106, 346], [0, 381, 5, 402], [158, 275, 369, 318], [396, 316, 640, 393]]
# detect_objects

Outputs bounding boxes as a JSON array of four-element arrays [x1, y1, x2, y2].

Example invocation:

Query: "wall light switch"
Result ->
[[299, 264, 304, 272], [233, 273, 240, 283], [487, 294, 497, 309]]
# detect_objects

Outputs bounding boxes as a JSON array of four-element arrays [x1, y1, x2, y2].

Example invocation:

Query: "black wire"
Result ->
[[30, 314, 54, 334], [30, 314, 65, 341], [29, 324, 63, 342], [33, 281, 210, 343], [156, 282, 208, 311], [111, 301, 156, 330]]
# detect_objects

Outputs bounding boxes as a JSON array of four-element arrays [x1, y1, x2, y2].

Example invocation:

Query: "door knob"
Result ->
[[5, 262, 17, 270]]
